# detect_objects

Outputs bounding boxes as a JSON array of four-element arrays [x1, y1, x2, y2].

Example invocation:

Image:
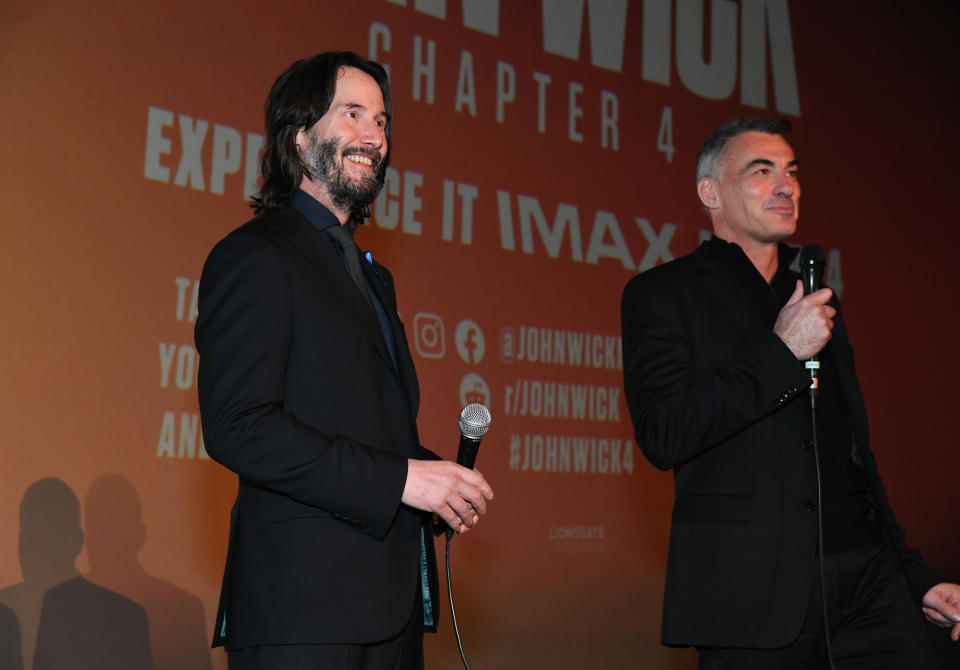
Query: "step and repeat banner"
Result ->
[[2, 1, 958, 668]]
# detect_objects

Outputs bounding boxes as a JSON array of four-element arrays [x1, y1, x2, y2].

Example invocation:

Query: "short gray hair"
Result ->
[[695, 117, 792, 183]]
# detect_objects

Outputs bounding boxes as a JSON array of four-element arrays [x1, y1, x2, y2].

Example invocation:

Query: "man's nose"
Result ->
[[358, 119, 385, 149], [773, 172, 795, 197]]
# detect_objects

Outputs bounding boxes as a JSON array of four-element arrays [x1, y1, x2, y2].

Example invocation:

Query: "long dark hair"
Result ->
[[250, 52, 392, 213]]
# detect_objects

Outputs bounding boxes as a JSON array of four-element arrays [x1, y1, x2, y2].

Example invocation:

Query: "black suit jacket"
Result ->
[[196, 205, 437, 650], [621, 241, 939, 648]]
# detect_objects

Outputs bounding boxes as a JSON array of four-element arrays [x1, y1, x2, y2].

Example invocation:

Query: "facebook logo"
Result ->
[[455, 319, 485, 365]]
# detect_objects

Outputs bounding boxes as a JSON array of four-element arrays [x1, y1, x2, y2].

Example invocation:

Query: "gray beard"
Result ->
[[303, 136, 385, 214]]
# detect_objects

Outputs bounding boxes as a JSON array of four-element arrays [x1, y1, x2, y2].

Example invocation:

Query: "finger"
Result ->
[[466, 497, 486, 517], [474, 470, 493, 500], [813, 287, 833, 302], [462, 468, 495, 499], [952, 622, 959, 642], [460, 508, 480, 529], [473, 475, 494, 500], [463, 505, 479, 525], [924, 607, 952, 626], [462, 476, 493, 503], [461, 487, 490, 515], [785, 280, 804, 305], [929, 591, 960, 622], [436, 503, 464, 532], [447, 481, 487, 518], [467, 484, 490, 510], [454, 474, 491, 510], [449, 496, 478, 526], [801, 289, 833, 307], [450, 508, 471, 534], [471, 469, 494, 499]]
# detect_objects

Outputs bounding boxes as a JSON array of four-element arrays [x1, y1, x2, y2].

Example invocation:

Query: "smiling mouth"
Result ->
[[344, 151, 380, 169]]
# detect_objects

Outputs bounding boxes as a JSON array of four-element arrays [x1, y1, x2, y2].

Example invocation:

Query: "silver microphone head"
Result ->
[[459, 403, 491, 440]]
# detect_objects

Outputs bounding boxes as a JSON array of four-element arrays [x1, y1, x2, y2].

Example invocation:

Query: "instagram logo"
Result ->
[[413, 313, 446, 358]]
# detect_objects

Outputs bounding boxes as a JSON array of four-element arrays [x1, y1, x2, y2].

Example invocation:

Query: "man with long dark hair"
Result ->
[[195, 52, 493, 669]]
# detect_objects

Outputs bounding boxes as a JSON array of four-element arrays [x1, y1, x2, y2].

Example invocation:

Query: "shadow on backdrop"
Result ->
[[0, 478, 153, 670], [0, 600, 23, 670], [84, 473, 211, 670]]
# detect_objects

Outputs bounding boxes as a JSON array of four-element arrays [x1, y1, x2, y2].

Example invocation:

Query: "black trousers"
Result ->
[[227, 589, 425, 670], [698, 541, 939, 670]]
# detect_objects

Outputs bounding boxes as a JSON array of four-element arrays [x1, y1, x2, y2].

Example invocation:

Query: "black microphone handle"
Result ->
[[802, 264, 821, 295], [800, 245, 825, 295], [456, 435, 481, 470], [799, 245, 826, 400]]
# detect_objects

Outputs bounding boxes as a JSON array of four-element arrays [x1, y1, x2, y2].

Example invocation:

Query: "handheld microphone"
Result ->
[[456, 403, 492, 470], [800, 244, 826, 296], [799, 245, 826, 400], [447, 404, 493, 666]]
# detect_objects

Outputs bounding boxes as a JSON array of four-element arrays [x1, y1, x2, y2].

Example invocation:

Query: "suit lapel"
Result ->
[[285, 212, 398, 377], [362, 256, 420, 418], [693, 242, 809, 427], [693, 242, 769, 336]]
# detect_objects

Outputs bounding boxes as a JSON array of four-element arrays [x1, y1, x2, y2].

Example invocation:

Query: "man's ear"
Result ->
[[294, 128, 308, 156], [697, 177, 719, 210]]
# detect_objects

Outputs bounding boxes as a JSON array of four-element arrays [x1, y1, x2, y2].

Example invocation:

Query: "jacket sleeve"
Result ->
[[195, 227, 408, 540], [621, 269, 811, 471]]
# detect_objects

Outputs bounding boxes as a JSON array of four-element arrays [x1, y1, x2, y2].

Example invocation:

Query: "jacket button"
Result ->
[[804, 500, 817, 512]]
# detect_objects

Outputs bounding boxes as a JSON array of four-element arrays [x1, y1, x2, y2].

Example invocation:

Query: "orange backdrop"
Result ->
[[1, 1, 958, 668]]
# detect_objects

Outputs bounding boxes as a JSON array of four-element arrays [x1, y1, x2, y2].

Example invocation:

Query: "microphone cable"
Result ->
[[809, 384, 836, 670], [445, 528, 471, 670], [800, 245, 836, 670], [445, 403, 491, 670]]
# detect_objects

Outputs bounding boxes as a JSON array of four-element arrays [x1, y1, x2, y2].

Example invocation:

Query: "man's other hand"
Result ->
[[923, 583, 960, 642]]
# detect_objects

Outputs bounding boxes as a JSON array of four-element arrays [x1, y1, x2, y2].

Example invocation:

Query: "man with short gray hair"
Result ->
[[622, 117, 959, 668]]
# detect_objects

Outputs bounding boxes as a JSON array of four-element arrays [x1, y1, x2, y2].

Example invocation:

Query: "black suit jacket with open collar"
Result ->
[[621, 240, 939, 648], [196, 204, 438, 649]]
